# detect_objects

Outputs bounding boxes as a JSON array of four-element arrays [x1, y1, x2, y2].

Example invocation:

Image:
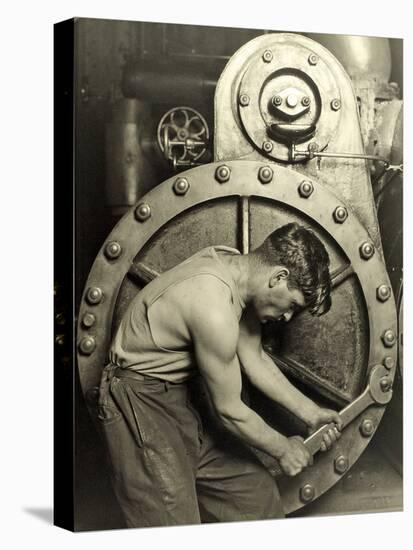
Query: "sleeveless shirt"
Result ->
[[108, 246, 245, 382]]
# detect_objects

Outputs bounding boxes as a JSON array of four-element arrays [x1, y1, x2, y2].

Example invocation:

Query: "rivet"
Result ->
[[382, 329, 396, 348], [300, 484, 315, 502], [377, 284, 391, 302], [333, 206, 348, 223], [380, 376, 392, 392], [86, 287, 103, 305], [331, 98, 341, 111], [135, 203, 151, 222], [55, 335, 65, 346], [272, 95, 283, 107], [359, 241, 375, 260], [173, 177, 190, 195], [308, 53, 319, 66], [262, 140, 273, 153], [302, 96, 310, 106], [383, 356, 395, 370], [334, 455, 349, 474], [258, 166, 273, 184], [262, 49, 273, 63], [79, 336, 96, 355], [86, 386, 100, 406], [104, 241, 122, 260], [215, 165, 231, 183], [360, 418, 374, 437], [55, 313, 66, 326], [239, 93, 250, 107], [82, 312, 96, 328], [298, 180, 314, 198]]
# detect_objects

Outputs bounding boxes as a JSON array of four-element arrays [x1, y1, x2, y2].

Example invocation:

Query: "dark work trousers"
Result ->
[[98, 364, 284, 528]]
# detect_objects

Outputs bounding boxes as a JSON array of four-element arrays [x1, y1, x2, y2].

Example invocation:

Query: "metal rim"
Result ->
[[77, 160, 397, 513]]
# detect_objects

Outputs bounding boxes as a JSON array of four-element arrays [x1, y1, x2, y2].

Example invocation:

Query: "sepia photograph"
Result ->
[[54, 16, 403, 532]]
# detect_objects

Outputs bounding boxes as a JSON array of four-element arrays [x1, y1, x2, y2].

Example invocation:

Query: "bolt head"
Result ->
[[272, 95, 283, 107], [302, 96, 310, 106], [105, 241, 122, 260], [333, 206, 348, 223], [55, 335, 65, 346], [377, 284, 391, 302], [359, 241, 375, 260], [262, 140, 273, 153], [383, 356, 395, 370], [215, 165, 231, 183], [300, 484, 315, 502], [239, 93, 250, 107], [286, 93, 298, 108], [299, 180, 314, 198], [86, 286, 103, 305], [382, 329, 396, 347], [360, 418, 374, 437], [334, 455, 349, 474], [308, 53, 319, 65], [380, 376, 392, 392], [258, 166, 273, 184], [262, 49, 273, 62], [79, 336, 96, 355], [173, 177, 190, 195], [82, 312, 96, 328], [331, 98, 341, 111], [135, 203, 151, 222]]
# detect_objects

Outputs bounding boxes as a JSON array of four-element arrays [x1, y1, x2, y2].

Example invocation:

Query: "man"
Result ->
[[98, 222, 342, 527]]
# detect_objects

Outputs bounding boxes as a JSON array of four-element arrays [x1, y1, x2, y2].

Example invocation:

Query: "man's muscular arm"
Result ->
[[187, 277, 312, 475], [238, 310, 342, 450]]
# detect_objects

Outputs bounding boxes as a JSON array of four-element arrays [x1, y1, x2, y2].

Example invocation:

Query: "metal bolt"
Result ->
[[383, 356, 395, 370], [82, 312, 96, 328], [79, 335, 96, 355], [300, 484, 315, 503], [239, 93, 250, 107], [380, 376, 392, 392], [360, 418, 374, 437], [334, 455, 349, 474], [272, 95, 283, 107], [298, 180, 314, 198], [262, 140, 273, 153], [308, 53, 319, 65], [173, 177, 190, 195], [382, 329, 396, 348], [262, 50, 273, 63], [86, 286, 103, 305], [377, 284, 391, 302], [331, 98, 341, 111], [215, 165, 231, 183], [55, 313, 66, 326], [135, 203, 151, 222], [359, 241, 375, 260], [258, 166, 273, 184], [104, 241, 122, 260], [302, 96, 310, 106], [286, 94, 298, 108], [333, 206, 348, 223]]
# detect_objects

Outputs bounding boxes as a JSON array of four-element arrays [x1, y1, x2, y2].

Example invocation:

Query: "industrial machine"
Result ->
[[66, 24, 403, 527]]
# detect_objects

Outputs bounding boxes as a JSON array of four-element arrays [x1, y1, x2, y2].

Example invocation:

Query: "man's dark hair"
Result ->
[[252, 223, 331, 316]]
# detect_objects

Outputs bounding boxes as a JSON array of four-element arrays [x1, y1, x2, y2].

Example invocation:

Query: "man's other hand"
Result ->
[[307, 407, 342, 452], [279, 436, 313, 476]]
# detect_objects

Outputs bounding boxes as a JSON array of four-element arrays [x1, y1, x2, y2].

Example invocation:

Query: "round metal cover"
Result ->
[[77, 160, 397, 513]]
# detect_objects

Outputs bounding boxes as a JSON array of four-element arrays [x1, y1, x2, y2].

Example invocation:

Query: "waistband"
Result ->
[[101, 363, 197, 386]]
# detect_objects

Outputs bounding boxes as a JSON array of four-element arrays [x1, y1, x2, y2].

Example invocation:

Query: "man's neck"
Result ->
[[219, 253, 252, 307]]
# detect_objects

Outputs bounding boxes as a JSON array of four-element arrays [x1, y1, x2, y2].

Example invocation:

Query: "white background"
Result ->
[[0, 1, 410, 548]]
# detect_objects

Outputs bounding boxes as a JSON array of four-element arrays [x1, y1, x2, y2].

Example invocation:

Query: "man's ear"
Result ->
[[269, 267, 290, 288]]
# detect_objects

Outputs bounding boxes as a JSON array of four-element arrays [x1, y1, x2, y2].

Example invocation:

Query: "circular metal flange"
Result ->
[[77, 160, 397, 514], [237, 39, 341, 162]]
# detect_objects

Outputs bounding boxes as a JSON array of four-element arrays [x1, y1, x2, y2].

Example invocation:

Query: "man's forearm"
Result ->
[[218, 401, 289, 459], [244, 352, 319, 425]]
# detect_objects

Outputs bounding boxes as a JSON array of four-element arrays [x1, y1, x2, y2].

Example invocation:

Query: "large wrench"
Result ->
[[303, 364, 393, 456]]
